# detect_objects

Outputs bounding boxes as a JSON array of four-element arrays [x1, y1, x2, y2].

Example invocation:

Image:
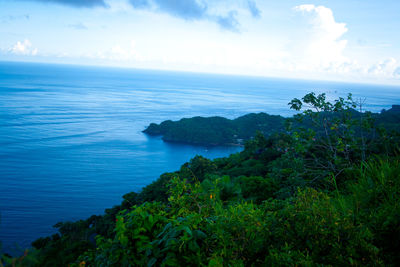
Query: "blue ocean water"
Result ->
[[0, 61, 399, 254]]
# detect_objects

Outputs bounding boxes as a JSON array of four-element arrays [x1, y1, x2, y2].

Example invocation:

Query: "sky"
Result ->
[[0, 0, 400, 85]]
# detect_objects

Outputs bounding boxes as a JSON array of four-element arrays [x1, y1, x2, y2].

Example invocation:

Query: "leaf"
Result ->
[[208, 257, 223, 267], [147, 257, 157, 267], [194, 230, 207, 239], [181, 226, 192, 236]]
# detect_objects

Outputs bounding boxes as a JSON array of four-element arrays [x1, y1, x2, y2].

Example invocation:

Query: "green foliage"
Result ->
[[286, 92, 391, 191], [349, 159, 400, 264], [271, 188, 380, 265], [0, 249, 38, 267], [84, 202, 168, 266], [21, 92, 400, 266], [179, 155, 217, 182], [143, 113, 285, 146], [73, 162, 396, 266], [137, 173, 175, 203], [239, 175, 277, 203], [289, 93, 361, 166]]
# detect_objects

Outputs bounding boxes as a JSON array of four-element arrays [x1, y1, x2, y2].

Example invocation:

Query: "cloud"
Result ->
[[67, 22, 88, 30], [127, 0, 259, 32], [292, 5, 349, 69], [89, 40, 140, 61], [247, 0, 260, 18], [368, 58, 398, 77], [1, 14, 30, 23], [270, 5, 400, 82], [13, 0, 108, 8], [153, 0, 207, 20], [129, 0, 151, 9], [215, 11, 239, 32], [9, 39, 38, 56], [12, 0, 259, 32], [394, 67, 400, 78]]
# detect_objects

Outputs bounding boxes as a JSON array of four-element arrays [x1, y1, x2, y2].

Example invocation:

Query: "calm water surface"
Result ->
[[1, 62, 399, 254]]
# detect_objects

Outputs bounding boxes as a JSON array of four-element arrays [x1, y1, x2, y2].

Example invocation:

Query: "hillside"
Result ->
[[143, 113, 285, 146], [144, 105, 400, 146]]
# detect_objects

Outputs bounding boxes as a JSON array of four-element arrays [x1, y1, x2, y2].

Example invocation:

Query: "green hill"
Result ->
[[143, 113, 285, 146], [144, 104, 400, 146]]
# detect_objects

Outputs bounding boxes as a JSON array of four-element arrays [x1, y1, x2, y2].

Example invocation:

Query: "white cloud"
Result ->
[[292, 5, 349, 69], [394, 67, 400, 78], [368, 58, 397, 76], [280, 5, 400, 83], [9, 39, 38, 56], [88, 40, 141, 61]]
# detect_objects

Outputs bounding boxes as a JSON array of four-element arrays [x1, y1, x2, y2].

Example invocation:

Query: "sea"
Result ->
[[1, 61, 399, 255]]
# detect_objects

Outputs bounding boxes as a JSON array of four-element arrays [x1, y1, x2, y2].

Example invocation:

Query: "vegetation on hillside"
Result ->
[[143, 113, 285, 146], [143, 101, 400, 147], [1, 93, 400, 266]]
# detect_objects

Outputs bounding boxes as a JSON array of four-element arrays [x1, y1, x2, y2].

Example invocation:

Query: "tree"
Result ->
[[288, 92, 376, 186]]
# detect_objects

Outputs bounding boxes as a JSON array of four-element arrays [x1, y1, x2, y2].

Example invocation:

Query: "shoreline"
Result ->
[[148, 135, 245, 148]]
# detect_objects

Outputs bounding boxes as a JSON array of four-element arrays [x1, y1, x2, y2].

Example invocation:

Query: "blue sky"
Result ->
[[1, 0, 400, 84]]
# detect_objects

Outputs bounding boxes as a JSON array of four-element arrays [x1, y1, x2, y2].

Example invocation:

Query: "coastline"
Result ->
[[146, 134, 245, 148]]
